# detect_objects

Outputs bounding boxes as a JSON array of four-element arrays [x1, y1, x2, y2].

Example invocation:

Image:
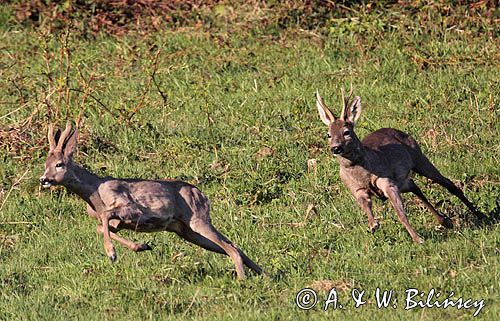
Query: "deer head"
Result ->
[[40, 122, 78, 188], [316, 88, 362, 157]]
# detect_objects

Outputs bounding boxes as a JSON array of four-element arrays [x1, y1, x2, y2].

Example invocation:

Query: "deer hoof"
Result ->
[[369, 220, 380, 233], [109, 253, 117, 262], [137, 244, 152, 252], [473, 210, 487, 221], [442, 217, 453, 229], [413, 235, 424, 244]]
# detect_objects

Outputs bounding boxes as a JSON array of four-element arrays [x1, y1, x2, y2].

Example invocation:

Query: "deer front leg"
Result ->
[[100, 210, 117, 262], [96, 224, 152, 252], [353, 189, 379, 233], [378, 179, 424, 244]]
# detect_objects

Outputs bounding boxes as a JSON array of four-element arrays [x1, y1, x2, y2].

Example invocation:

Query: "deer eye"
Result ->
[[55, 162, 64, 168], [343, 130, 350, 137]]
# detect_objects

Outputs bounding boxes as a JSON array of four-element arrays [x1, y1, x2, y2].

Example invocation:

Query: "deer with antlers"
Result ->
[[40, 122, 263, 279], [315, 88, 485, 243]]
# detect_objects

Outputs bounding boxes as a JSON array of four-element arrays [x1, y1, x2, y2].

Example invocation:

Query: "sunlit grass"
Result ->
[[0, 7, 498, 321]]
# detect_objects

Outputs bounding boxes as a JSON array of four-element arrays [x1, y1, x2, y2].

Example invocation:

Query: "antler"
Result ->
[[47, 124, 56, 151], [55, 121, 72, 152], [340, 84, 354, 120]]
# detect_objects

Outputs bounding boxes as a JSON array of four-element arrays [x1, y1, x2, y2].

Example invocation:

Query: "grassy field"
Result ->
[[0, 2, 499, 320]]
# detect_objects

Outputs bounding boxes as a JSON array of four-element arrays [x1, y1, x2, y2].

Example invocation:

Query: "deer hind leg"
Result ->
[[378, 179, 424, 244], [172, 221, 263, 277], [406, 180, 453, 228], [96, 223, 152, 252], [187, 219, 259, 280], [413, 155, 485, 219], [353, 189, 379, 232]]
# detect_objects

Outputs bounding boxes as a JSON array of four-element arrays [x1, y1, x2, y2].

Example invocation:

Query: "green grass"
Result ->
[[0, 6, 499, 321]]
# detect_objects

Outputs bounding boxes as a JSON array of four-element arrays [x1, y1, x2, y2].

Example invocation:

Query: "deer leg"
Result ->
[[413, 156, 485, 219], [378, 180, 424, 244], [100, 211, 118, 262], [406, 180, 453, 228], [173, 222, 263, 276], [434, 177, 486, 220], [187, 220, 247, 280], [235, 248, 263, 276], [96, 225, 152, 252], [353, 190, 379, 232]]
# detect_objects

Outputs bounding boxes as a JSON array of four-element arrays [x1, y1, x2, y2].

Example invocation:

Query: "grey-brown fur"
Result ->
[[316, 89, 484, 243], [40, 122, 263, 279]]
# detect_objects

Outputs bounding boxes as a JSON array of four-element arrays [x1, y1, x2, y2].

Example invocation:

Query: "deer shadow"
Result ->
[[460, 200, 500, 228]]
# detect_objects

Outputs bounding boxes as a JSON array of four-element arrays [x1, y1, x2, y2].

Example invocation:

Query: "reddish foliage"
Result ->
[[12, 0, 223, 35]]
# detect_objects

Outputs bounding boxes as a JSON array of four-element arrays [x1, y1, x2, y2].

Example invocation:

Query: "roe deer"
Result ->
[[316, 89, 485, 243], [40, 122, 263, 279]]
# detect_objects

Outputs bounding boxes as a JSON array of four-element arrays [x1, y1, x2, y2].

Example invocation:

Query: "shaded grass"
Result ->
[[0, 7, 499, 321]]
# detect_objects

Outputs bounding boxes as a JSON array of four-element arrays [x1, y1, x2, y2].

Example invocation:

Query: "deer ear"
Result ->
[[348, 96, 362, 124], [63, 128, 78, 159], [53, 129, 62, 146], [316, 91, 336, 126]]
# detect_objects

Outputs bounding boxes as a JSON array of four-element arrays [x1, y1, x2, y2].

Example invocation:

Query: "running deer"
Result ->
[[316, 89, 485, 243], [40, 122, 263, 279]]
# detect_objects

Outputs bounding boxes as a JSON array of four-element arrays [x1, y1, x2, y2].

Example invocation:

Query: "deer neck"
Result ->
[[337, 141, 366, 167], [63, 163, 106, 211]]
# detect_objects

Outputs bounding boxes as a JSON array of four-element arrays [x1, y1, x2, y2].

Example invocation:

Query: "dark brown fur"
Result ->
[[316, 91, 484, 243]]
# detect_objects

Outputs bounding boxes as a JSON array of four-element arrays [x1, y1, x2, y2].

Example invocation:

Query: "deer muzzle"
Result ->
[[331, 145, 344, 155], [39, 176, 54, 188]]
